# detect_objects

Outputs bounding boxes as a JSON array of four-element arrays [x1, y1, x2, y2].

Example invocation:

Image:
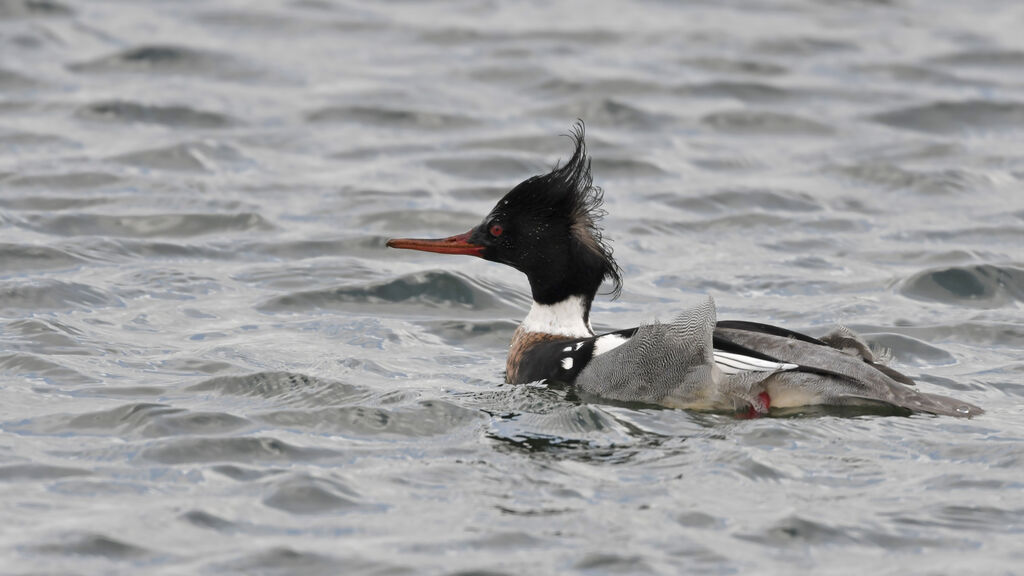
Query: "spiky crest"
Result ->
[[490, 121, 622, 299]]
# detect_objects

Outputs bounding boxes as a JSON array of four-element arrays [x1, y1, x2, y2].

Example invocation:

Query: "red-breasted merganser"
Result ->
[[387, 124, 982, 418]]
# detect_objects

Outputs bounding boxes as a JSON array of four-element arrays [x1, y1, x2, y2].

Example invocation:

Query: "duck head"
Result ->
[[387, 123, 622, 307]]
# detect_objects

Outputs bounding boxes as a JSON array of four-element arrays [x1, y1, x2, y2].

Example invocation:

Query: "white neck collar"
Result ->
[[518, 295, 593, 338]]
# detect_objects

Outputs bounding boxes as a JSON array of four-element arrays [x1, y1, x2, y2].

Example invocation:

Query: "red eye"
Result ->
[[489, 224, 503, 237]]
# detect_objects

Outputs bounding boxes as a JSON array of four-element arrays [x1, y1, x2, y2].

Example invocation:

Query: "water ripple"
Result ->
[[872, 101, 1024, 134], [2, 1, 1023, 573], [260, 271, 509, 313], [188, 371, 372, 406], [69, 44, 264, 80], [110, 141, 251, 172], [0, 279, 121, 312], [901, 265, 1024, 307], [141, 436, 339, 465], [256, 400, 484, 438], [0, 463, 91, 481], [24, 212, 273, 238], [262, 472, 364, 515], [702, 110, 833, 135], [0, 0, 72, 18], [33, 533, 156, 559], [75, 100, 238, 128], [306, 105, 477, 129]]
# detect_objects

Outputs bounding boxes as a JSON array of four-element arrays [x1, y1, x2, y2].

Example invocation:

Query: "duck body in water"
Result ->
[[387, 124, 982, 418]]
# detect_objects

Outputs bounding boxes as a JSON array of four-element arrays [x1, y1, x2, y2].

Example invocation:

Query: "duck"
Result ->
[[386, 123, 983, 418]]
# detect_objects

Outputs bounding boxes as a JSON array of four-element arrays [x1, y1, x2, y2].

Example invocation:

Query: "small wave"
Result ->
[[180, 509, 239, 532], [901, 265, 1024, 307], [0, 130, 75, 150], [233, 237, 381, 261], [61, 237, 232, 262], [195, 7, 382, 34], [75, 100, 237, 128], [110, 141, 250, 172], [140, 410, 252, 438], [358, 209, 481, 232], [4, 317, 88, 347], [592, 156, 667, 178], [305, 105, 477, 129], [753, 36, 856, 55], [3, 171, 120, 190], [259, 271, 504, 313], [682, 57, 788, 76], [468, 63, 555, 87], [872, 101, 1024, 134], [140, 436, 339, 464], [33, 532, 155, 559], [0, 0, 72, 19], [417, 26, 618, 46], [0, 243, 82, 274], [116, 268, 222, 300], [0, 279, 122, 313], [853, 63, 977, 86], [417, 318, 518, 348], [68, 44, 263, 80], [426, 155, 541, 180], [487, 403, 645, 455], [575, 554, 655, 573], [188, 371, 372, 407], [211, 465, 286, 482], [0, 352, 98, 383], [851, 321, 1024, 350], [536, 76, 669, 97], [461, 133, 593, 155], [829, 163, 991, 195], [7, 403, 248, 440], [892, 504, 1024, 533], [863, 333, 956, 367], [902, 226, 1024, 245], [262, 472, 363, 514], [211, 547, 404, 576], [538, 97, 674, 129], [730, 276, 840, 297], [256, 399, 484, 438], [689, 155, 765, 172], [24, 212, 273, 238], [929, 49, 1024, 69], [14, 403, 183, 437], [676, 81, 792, 103], [0, 463, 90, 481], [738, 515, 861, 546], [681, 213, 797, 232], [662, 188, 822, 214], [702, 110, 833, 135], [0, 67, 40, 89]]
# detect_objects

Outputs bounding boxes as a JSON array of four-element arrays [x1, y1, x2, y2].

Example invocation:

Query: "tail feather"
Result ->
[[717, 325, 983, 418], [865, 384, 983, 417]]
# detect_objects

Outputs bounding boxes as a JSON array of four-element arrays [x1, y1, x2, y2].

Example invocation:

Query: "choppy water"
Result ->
[[1, 0, 1023, 573]]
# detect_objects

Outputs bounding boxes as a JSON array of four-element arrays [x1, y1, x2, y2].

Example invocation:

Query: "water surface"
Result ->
[[1, 0, 1022, 574]]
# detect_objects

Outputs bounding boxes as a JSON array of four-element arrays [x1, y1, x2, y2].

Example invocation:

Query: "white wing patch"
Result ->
[[713, 350, 797, 375], [593, 334, 629, 357], [561, 357, 574, 370]]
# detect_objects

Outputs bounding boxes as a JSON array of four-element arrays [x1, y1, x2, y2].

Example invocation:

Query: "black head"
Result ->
[[387, 122, 622, 305]]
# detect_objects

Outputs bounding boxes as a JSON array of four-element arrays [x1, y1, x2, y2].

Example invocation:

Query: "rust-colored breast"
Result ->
[[505, 327, 567, 384]]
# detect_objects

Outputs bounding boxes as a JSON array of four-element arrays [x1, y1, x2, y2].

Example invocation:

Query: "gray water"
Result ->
[[1, 0, 1022, 574]]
